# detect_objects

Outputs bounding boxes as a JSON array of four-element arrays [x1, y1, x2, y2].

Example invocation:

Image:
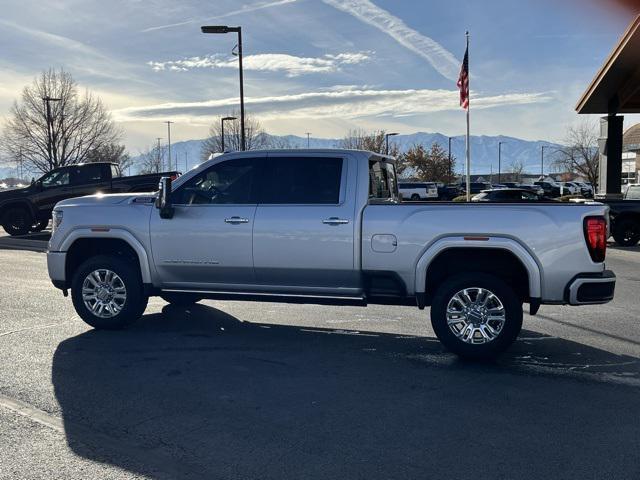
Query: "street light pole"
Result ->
[[541, 145, 546, 178], [448, 136, 453, 179], [156, 137, 162, 174], [385, 132, 399, 155], [221, 116, 237, 152], [165, 121, 173, 172], [306, 132, 311, 148], [498, 141, 504, 183], [201, 26, 246, 151]]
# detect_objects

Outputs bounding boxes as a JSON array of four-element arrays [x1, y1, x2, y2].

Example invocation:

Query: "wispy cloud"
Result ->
[[148, 52, 371, 77], [322, 0, 460, 81], [113, 87, 552, 122], [142, 0, 298, 33]]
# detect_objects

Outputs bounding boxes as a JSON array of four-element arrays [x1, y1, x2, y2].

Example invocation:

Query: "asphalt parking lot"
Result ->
[[0, 235, 639, 479]]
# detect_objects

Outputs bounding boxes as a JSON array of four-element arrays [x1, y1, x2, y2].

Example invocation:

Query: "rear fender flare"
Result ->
[[414, 236, 542, 299]]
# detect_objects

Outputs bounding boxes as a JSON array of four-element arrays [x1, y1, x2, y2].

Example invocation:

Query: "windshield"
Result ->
[[39, 169, 70, 188], [626, 186, 640, 200]]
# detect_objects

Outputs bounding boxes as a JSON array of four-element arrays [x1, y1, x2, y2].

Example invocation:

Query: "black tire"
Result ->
[[71, 255, 148, 330], [613, 218, 640, 247], [410, 194, 420, 201], [430, 273, 523, 360], [161, 293, 202, 306], [2, 206, 33, 236], [31, 219, 49, 232]]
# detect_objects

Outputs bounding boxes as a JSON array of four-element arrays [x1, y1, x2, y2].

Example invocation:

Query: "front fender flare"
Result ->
[[59, 228, 152, 284], [414, 236, 542, 299]]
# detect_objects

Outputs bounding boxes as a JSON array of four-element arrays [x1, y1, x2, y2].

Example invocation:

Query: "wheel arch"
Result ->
[[0, 199, 37, 220], [415, 236, 542, 302], [62, 229, 152, 285]]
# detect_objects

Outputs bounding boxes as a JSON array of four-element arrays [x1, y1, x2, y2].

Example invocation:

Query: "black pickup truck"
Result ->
[[605, 185, 640, 246], [0, 162, 178, 235]]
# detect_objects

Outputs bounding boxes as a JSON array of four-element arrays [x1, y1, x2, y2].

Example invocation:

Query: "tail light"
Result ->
[[170, 173, 180, 181], [584, 216, 607, 262]]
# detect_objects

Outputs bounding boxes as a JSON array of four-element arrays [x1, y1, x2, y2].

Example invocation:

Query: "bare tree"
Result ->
[[401, 143, 456, 183], [1, 68, 122, 174], [553, 121, 599, 187], [201, 111, 269, 160], [85, 143, 132, 173], [337, 129, 400, 157], [509, 158, 525, 183], [137, 144, 166, 175]]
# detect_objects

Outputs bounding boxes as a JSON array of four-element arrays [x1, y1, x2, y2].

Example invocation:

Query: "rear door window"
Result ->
[[259, 157, 343, 204]]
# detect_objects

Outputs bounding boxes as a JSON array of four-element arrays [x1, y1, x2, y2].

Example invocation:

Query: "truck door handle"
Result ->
[[322, 217, 350, 225], [224, 216, 249, 224]]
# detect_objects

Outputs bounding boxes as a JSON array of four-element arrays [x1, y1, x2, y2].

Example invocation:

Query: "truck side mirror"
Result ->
[[156, 177, 174, 219]]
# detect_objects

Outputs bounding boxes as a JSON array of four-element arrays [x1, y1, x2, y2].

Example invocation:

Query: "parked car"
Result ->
[[438, 183, 464, 201], [574, 182, 594, 197], [399, 182, 438, 200], [471, 188, 542, 202], [534, 181, 562, 198], [560, 182, 580, 195], [0, 162, 179, 236], [465, 182, 492, 194], [502, 182, 544, 196], [47, 149, 615, 359]]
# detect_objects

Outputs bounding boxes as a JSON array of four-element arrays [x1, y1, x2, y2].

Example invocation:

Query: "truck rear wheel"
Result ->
[[2, 206, 33, 236], [430, 273, 522, 359], [612, 218, 640, 247], [71, 255, 148, 330]]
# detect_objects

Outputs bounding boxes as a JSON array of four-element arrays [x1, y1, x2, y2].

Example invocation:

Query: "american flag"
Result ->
[[457, 45, 469, 110]]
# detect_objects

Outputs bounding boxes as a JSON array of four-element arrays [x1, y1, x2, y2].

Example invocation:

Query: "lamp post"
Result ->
[[156, 137, 162, 174], [221, 116, 237, 152], [448, 136, 453, 179], [498, 141, 505, 183], [305, 132, 311, 148], [165, 121, 173, 171], [385, 132, 399, 155], [201, 25, 245, 151]]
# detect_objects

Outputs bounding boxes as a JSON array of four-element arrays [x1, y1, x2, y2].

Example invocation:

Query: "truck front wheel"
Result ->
[[71, 255, 148, 330], [2, 206, 33, 236], [430, 273, 523, 359]]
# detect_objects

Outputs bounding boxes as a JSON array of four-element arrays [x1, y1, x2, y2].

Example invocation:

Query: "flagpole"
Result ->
[[465, 31, 471, 202]]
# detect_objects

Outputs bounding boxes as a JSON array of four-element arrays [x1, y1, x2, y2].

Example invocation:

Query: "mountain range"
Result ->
[[129, 132, 561, 176], [1, 132, 563, 180]]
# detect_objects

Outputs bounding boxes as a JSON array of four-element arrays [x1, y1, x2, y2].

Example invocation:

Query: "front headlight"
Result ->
[[52, 210, 63, 232]]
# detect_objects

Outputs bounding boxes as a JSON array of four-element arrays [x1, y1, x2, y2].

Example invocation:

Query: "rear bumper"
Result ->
[[566, 270, 616, 305]]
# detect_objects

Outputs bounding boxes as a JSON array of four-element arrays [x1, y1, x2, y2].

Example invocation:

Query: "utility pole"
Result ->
[[165, 121, 173, 172], [541, 145, 545, 178], [156, 137, 162, 173], [306, 132, 311, 148], [448, 136, 453, 179], [498, 141, 504, 183], [42, 96, 61, 169], [185, 151, 188, 172]]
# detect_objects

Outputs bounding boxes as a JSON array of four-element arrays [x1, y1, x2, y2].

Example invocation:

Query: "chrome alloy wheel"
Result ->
[[446, 287, 506, 344], [81, 269, 127, 318]]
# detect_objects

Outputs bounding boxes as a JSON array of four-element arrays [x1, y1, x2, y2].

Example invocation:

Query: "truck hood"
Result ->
[[56, 192, 155, 208]]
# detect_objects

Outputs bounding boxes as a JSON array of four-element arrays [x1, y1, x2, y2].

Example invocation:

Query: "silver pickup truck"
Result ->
[[47, 149, 616, 359]]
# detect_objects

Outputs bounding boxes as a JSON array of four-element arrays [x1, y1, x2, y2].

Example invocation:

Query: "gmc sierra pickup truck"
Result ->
[[46, 150, 616, 359], [0, 162, 178, 236]]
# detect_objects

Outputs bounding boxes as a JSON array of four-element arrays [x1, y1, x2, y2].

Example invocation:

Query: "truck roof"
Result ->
[[214, 148, 396, 161]]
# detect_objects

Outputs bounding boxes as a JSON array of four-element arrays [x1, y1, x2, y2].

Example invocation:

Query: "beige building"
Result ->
[[622, 123, 640, 185]]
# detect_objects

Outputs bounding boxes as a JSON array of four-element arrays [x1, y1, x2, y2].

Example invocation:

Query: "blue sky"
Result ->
[[0, 0, 637, 152]]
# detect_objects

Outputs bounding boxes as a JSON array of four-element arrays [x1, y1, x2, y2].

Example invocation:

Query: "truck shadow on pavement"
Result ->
[[52, 304, 640, 480]]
